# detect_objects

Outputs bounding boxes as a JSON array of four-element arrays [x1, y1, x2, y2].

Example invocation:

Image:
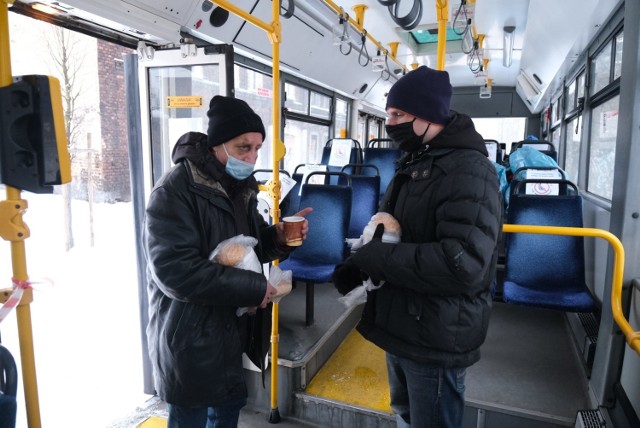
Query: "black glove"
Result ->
[[351, 223, 386, 282], [332, 258, 367, 295]]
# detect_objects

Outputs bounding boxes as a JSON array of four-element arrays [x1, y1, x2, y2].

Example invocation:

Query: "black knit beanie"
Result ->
[[206, 95, 266, 147], [386, 66, 452, 124]]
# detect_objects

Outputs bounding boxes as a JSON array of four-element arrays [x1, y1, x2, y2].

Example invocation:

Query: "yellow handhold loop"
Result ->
[[388, 41, 399, 59], [352, 4, 367, 31]]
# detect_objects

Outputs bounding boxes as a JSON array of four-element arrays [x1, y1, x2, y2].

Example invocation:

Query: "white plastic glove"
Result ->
[[269, 265, 293, 303]]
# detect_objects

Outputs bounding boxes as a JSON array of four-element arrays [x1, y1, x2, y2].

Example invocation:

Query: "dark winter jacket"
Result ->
[[351, 112, 502, 368], [143, 132, 291, 407]]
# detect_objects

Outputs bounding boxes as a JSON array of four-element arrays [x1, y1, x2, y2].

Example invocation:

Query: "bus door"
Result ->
[[125, 44, 233, 394]]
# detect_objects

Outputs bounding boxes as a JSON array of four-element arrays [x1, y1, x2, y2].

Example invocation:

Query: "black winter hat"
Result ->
[[206, 95, 266, 147], [385, 66, 452, 124]]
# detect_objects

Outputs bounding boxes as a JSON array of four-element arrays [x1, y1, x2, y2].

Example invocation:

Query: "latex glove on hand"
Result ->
[[269, 265, 293, 303]]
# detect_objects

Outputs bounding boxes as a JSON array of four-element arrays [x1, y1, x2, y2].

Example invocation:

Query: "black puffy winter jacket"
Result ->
[[143, 132, 290, 406], [352, 112, 503, 368]]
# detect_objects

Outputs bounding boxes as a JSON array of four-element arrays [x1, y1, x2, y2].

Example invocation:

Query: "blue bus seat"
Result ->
[[367, 138, 394, 148], [281, 171, 304, 218], [363, 145, 401, 203], [485, 139, 502, 164], [503, 179, 597, 312], [511, 139, 557, 162], [339, 164, 380, 240], [279, 171, 352, 326]]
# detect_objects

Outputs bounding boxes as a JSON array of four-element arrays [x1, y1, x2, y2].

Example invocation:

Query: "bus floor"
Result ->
[[113, 286, 590, 428]]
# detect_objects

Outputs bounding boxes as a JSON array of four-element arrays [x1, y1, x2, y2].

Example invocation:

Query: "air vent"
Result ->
[[574, 409, 606, 428], [516, 71, 542, 102]]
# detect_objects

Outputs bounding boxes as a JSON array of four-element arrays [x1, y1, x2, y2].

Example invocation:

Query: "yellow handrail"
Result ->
[[502, 224, 639, 355], [435, 0, 449, 71], [210, 0, 286, 420], [0, 0, 43, 426]]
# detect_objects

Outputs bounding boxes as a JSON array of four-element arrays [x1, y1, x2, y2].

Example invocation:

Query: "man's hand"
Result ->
[[259, 282, 278, 308], [332, 259, 364, 295], [351, 223, 385, 282]]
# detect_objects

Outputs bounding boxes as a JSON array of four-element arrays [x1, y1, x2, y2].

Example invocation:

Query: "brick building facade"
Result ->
[[94, 40, 134, 203]]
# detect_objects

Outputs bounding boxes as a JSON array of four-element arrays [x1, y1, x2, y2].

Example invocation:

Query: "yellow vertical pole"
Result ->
[[436, 0, 449, 71], [0, 1, 42, 427], [267, 0, 285, 421], [211, 0, 285, 419]]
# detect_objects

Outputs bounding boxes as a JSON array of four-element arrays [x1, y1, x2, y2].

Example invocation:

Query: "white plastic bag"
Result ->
[[210, 235, 262, 316], [269, 265, 293, 303], [340, 213, 401, 308]]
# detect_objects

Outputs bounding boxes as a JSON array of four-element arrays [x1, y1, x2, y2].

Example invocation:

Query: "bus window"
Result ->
[[587, 96, 619, 200], [310, 92, 331, 120], [234, 65, 274, 172], [564, 116, 582, 185], [591, 39, 613, 95], [472, 117, 527, 154], [334, 98, 350, 138], [282, 119, 329, 173]]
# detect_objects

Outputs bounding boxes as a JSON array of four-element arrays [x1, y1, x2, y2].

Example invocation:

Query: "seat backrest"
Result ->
[[367, 138, 394, 148], [504, 180, 596, 311], [338, 168, 380, 239], [251, 169, 291, 184], [320, 139, 363, 182], [282, 172, 303, 218], [290, 176, 352, 264], [484, 139, 502, 164], [511, 139, 557, 162], [508, 167, 568, 198], [363, 147, 401, 202]]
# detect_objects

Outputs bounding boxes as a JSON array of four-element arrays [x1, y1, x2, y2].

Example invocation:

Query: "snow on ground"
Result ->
[[1, 192, 149, 427]]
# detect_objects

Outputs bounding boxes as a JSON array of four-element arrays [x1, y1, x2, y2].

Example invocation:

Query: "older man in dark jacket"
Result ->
[[144, 96, 310, 427], [333, 66, 502, 428]]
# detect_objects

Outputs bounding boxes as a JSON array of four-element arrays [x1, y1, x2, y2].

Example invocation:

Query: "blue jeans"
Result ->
[[167, 397, 247, 428], [386, 353, 466, 428]]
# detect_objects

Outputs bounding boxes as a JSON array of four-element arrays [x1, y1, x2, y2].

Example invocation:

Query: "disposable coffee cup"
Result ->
[[283, 216, 304, 246]]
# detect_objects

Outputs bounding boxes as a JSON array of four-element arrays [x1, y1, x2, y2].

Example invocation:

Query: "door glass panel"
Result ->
[[148, 64, 221, 183]]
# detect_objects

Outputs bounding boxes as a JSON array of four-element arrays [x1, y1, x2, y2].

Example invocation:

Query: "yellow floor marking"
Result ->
[[306, 329, 391, 413], [137, 415, 167, 428]]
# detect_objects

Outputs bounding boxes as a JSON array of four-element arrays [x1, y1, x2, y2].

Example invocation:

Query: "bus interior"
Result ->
[[1, 1, 639, 427]]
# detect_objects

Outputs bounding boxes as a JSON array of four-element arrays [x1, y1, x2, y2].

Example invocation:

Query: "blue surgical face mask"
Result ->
[[222, 143, 255, 180]]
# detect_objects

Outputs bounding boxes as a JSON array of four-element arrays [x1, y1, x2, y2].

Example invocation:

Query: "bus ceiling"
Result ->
[[9, 0, 621, 113]]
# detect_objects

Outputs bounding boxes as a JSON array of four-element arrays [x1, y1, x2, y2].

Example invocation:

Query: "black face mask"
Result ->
[[385, 119, 430, 152]]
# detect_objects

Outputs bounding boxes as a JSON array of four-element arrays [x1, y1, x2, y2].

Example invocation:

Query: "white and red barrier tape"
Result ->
[[0, 278, 32, 324]]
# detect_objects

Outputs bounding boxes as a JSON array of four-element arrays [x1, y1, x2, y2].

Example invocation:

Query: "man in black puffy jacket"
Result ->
[[333, 66, 502, 428], [143, 96, 311, 427]]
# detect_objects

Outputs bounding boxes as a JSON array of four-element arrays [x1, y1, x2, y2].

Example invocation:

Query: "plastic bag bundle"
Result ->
[[340, 213, 401, 308], [210, 235, 262, 274], [346, 212, 402, 251], [210, 235, 262, 316], [268, 265, 292, 303]]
